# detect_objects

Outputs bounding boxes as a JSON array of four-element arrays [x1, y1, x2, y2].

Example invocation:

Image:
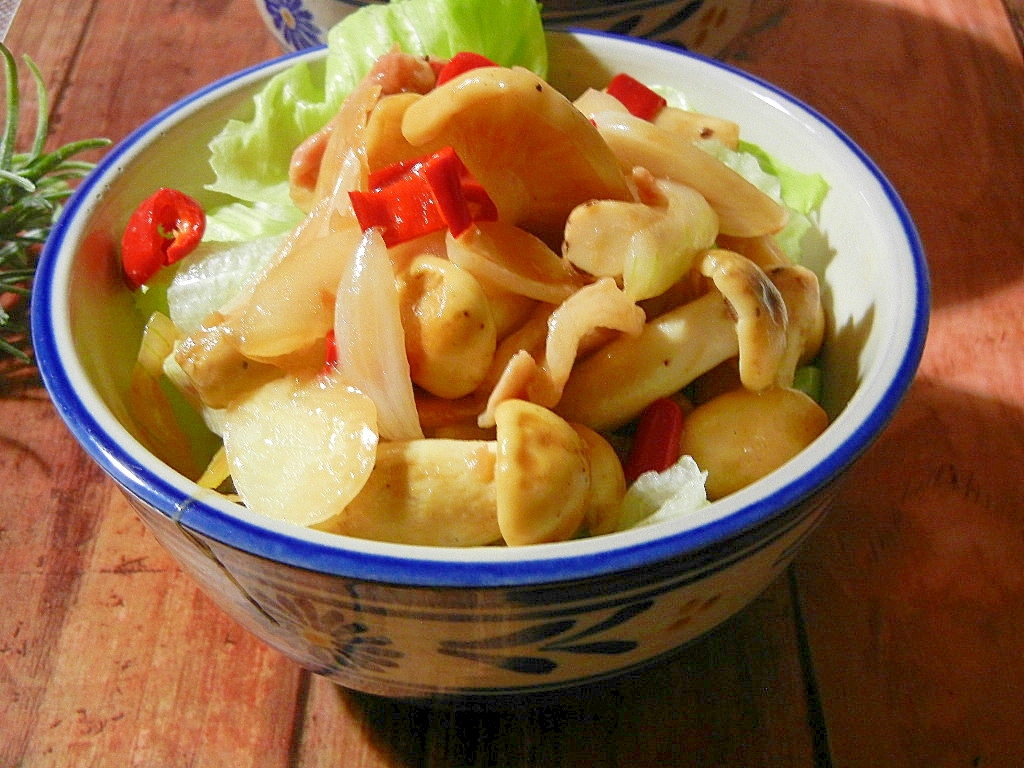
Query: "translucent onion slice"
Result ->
[[334, 228, 424, 441], [127, 311, 196, 476], [446, 222, 581, 304]]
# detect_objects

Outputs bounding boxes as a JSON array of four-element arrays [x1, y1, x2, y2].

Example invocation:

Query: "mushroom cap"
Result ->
[[494, 399, 591, 546]]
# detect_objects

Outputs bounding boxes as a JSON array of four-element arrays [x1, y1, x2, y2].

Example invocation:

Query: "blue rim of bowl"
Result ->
[[32, 32, 930, 589]]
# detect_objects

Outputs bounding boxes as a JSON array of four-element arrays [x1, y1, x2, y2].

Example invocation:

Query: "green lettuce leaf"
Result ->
[[698, 137, 830, 262], [205, 0, 547, 239], [737, 139, 830, 215]]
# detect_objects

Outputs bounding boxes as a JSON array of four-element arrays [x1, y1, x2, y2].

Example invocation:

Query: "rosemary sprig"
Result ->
[[0, 42, 110, 362]]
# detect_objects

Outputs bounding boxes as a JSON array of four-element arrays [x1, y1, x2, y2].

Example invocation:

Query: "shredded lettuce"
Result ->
[[167, 235, 287, 334], [617, 455, 709, 530], [738, 140, 830, 216], [205, 0, 547, 241], [697, 137, 830, 261], [204, 200, 304, 243]]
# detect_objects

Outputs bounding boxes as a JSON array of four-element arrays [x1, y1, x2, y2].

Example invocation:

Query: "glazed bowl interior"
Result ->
[[34, 32, 928, 589]]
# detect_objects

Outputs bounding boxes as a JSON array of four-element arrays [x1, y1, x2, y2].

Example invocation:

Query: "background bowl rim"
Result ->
[[32, 31, 930, 589]]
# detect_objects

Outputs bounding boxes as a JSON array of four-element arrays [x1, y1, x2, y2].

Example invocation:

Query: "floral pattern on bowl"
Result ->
[[254, 0, 754, 56], [130, 480, 832, 697]]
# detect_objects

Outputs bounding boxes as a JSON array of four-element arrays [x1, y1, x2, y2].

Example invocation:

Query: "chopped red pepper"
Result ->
[[435, 51, 498, 86], [121, 187, 205, 290], [606, 72, 667, 121], [623, 398, 685, 483], [349, 146, 497, 247]]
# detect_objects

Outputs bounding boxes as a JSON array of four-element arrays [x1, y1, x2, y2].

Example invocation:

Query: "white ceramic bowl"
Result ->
[[255, 0, 753, 56], [33, 32, 928, 699]]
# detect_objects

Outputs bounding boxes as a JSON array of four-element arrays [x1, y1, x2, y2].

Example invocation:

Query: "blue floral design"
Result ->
[[255, 589, 402, 675], [264, 0, 324, 50], [438, 599, 654, 675]]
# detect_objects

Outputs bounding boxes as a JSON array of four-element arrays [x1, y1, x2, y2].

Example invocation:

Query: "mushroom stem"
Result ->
[[699, 248, 788, 392], [556, 290, 739, 431]]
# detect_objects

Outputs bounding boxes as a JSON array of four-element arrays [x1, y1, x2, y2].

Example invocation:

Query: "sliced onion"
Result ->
[[533, 278, 646, 404], [446, 222, 581, 304], [334, 227, 424, 441]]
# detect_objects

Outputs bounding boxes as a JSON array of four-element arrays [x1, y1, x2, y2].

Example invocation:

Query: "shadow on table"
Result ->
[[333, 576, 824, 767], [790, 375, 1024, 766], [723, 0, 1024, 313]]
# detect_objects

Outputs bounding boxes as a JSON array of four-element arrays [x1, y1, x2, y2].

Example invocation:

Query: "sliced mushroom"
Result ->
[[573, 423, 627, 537], [679, 385, 829, 500], [652, 106, 740, 150], [316, 438, 502, 546], [588, 110, 788, 237], [699, 248, 788, 392], [316, 400, 623, 546], [396, 254, 497, 400], [562, 167, 719, 301], [556, 289, 740, 431], [494, 399, 590, 546], [557, 250, 798, 430]]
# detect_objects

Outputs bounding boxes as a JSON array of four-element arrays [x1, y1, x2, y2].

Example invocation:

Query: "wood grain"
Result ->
[[729, 0, 1024, 765]]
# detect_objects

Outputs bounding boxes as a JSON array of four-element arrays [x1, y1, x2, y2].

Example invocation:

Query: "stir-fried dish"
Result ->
[[121, 0, 831, 546]]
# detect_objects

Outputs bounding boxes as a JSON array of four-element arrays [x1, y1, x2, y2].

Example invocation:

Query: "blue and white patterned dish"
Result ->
[[33, 31, 929, 698], [254, 0, 754, 55]]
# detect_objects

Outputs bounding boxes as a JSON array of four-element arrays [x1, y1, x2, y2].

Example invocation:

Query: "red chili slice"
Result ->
[[349, 146, 497, 247], [121, 187, 205, 290], [623, 398, 685, 483], [606, 72, 667, 121], [435, 51, 498, 86]]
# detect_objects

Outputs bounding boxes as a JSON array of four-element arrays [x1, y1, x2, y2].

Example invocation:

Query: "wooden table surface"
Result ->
[[2, 0, 1023, 765]]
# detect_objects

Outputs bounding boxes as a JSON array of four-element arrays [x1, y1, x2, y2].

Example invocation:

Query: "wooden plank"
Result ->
[[730, 0, 1024, 764], [2, 1, 300, 765], [17, 491, 302, 767], [45, 0, 281, 149], [1003, 0, 1024, 53], [795, 381, 1024, 766], [0, 392, 114, 766], [292, 574, 820, 767]]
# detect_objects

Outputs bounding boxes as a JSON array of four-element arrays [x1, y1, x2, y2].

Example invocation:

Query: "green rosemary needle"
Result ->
[[0, 42, 110, 362]]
